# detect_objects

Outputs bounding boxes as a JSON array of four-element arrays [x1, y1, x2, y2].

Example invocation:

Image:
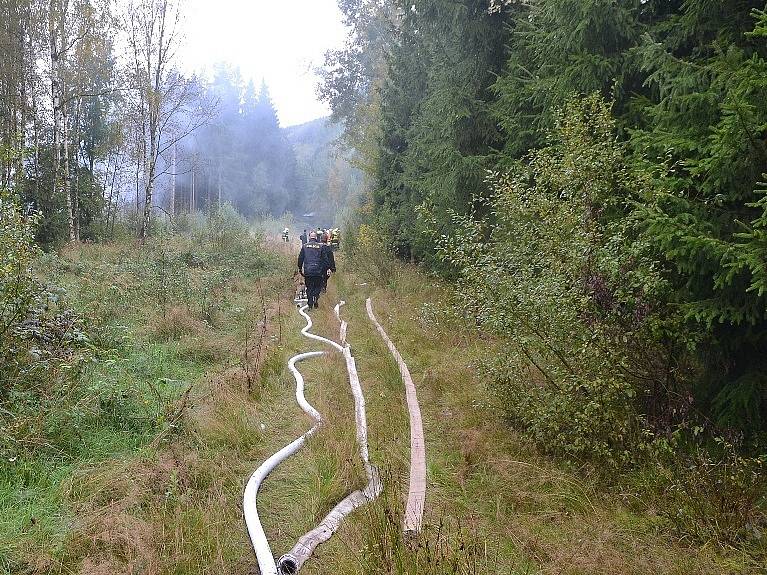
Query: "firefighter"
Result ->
[[297, 231, 331, 309], [300, 229, 307, 245], [330, 228, 340, 250], [321, 239, 336, 293], [282, 227, 290, 242]]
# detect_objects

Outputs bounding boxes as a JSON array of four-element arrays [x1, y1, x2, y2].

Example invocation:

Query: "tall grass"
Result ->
[[0, 211, 287, 573]]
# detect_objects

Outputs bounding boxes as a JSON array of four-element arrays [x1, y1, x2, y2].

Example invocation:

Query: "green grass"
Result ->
[[305, 260, 761, 575], [3, 238, 763, 574], [1, 232, 291, 574]]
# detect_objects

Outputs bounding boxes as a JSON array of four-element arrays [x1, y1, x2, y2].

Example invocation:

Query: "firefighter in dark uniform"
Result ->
[[321, 239, 336, 293], [297, 231, 331, 309]]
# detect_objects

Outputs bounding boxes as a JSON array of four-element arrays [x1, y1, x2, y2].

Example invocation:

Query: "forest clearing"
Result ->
[[3, 0, 767, 573], [1, 227, 763, 574]]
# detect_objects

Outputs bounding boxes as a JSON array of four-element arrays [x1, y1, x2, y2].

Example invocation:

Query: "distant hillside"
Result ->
[[284, 117, 343, 148], [283, 118, 363, 225]]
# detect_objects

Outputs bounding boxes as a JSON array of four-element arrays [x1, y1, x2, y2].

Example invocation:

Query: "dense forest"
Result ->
[[285, 117, 364, 224], [323, 0, 767, 486], [173, 71, 360, 222]]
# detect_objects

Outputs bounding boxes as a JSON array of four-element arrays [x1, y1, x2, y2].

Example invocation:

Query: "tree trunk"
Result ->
[[140, 133, 152, 240], [206, 167, 210, 215], [71, 96, 82, 240], [32, 90, 40, 200], [16, 14, 27, 194], [103, 150, 114, 235], [102, 149, 112, 209], [49, 0, 76, 242], [62, 96, 76, 240], [49, 0, 61, 209], [110, 166, 119, 239], [135, 138, 141, 234], [170, 143, 176, 219]]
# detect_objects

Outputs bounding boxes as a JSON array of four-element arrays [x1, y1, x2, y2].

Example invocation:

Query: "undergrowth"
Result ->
[[345, 252, 766, 573], [0, 208, 285, 573], [4, 207, 764, 573]]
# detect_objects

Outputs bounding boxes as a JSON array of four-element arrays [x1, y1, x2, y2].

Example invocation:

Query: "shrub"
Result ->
[[187, 204, 273, 275], [149, 306, 207, 341], [0, 289, 94, 459], [656, 439, 767, 544], [142, 245, 192, 310], [0, 208, 181, 461], [428, 95, 679, 466], [0, 191, 41, 341], [351, 222, 396, 286], [201, 203, 251, 254]]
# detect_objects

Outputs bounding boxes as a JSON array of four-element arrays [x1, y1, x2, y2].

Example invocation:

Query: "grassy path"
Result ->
[[6, 239, 758, 574], [277, 256, 758, 574]]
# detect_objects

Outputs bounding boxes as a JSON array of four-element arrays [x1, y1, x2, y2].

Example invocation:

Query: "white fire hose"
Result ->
[[366, 297, 426, 534], [244, 301, 381, 575], [243, 349, 325, 575], [277, 301, 382, 574]]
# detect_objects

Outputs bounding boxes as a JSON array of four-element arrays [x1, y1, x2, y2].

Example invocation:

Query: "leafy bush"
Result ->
[[178, 204, 273, 274], [351, 222, 396, 286], [428, 95, 681, 466], [0, 289, 95, 459], [655, 439, 767, 545], [149, 305, 207, 341], [200, 203, 251, 254], [0, 191, 41, 341], [0, 207, 203, 461]]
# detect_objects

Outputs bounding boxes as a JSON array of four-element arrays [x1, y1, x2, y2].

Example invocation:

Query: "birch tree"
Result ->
[[47, 0, 108, 241], [48, 0, 76, 240], [124, 0, 211, 240], [0, 0, 30, 190]]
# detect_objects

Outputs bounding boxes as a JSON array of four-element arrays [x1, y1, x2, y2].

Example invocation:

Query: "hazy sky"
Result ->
[[180, 0, 348, 127]]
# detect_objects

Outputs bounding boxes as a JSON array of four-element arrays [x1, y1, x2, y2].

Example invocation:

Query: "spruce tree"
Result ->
[[492, 0, 643, 159], [630, 3, 767, 431], [374, 0, 508, 264], [241, 80, 301, 216]]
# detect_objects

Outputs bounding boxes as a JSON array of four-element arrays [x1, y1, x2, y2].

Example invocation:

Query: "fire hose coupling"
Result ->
[[277, 554, 299, 575]]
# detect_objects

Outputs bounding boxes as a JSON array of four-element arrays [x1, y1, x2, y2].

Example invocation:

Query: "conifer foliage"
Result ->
[[322, 1, 767, 447], [187, 72, 304, 218]]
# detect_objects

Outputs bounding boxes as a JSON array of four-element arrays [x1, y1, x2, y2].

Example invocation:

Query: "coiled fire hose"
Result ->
[[243, 301, 381, 575], [366, 297, 426, 534]]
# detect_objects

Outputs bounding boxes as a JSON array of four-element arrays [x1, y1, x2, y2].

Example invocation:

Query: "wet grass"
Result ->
[[294, 260, 760, 575], [5, 241, 762, 574], [1, 235, 289, 574]]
